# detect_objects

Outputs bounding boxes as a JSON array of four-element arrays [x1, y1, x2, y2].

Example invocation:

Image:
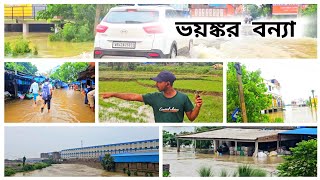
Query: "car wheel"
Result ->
[[170, 45, 177, 59]]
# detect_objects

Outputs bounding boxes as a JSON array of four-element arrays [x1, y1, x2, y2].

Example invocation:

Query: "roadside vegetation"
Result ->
[[197, 165, 267, 177], [227, 62, 283, 123], [5, 162, 52, 176], [99, 63, 223, 123], [4, 37, 38, 57], [37, 4, 116, 42], [277, 139, 317, 177]]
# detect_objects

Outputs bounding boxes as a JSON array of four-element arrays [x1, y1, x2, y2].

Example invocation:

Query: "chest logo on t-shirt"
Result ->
[[159, 107, 179, 113]]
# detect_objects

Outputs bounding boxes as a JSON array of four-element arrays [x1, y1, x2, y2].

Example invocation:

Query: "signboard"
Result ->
[[272, 5, 299, 15]]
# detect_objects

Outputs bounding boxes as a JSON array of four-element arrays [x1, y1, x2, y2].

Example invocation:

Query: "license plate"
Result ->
[[112, 41, 136, 49]]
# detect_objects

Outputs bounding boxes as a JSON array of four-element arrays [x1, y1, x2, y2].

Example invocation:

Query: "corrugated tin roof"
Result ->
[[177, 128, 287, 141], [111, 152, 159, 163], [279, 128, 317, 135]]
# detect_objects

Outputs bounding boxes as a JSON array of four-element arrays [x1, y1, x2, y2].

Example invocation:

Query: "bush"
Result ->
[[5, 42, 12, 56], [220, 169, 228, 177], [163, 170, 171, 177], [126, 169, 131, 176], [33, 45, 38, 55], [49, 23, 94, 42], [11, 37, 31, 56], [277, 139, 317, 177], [197, 166, 214, 177], [22, 164, 35, 171], [238, 165, 267, 177], [133, 171, 138, 176], [4, 167, 16, 176], [33, 163, 49, 170]]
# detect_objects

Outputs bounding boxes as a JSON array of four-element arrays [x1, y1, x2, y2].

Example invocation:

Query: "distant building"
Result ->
[[262, 79, 283, 113], [41, 151, 61, 160], [59, 139, 159, 160]]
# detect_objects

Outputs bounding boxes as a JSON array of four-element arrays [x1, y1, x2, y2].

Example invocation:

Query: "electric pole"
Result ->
[[234, 62, 248, 123]]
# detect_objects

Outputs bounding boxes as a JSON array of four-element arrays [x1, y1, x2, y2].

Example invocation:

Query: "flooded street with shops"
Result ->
[[5, 32, 93, 58], [267, 106, 317, 123], [13, 164, 125, 177], [163, 147, 284, 177], [5, 88, 95, 123]]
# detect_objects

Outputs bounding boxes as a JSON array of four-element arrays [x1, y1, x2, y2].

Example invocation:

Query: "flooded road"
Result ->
[[5, 88, 95, 123], [13, 164, 125, 177], [267, 106, 317, 123], [187, 37, 317, 59], [5, 33, 316, 59], [163, 147, 284, 177], [5, 32, 93, 58]]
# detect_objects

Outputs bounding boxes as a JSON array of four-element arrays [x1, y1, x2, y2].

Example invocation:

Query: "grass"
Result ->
[[238, 165, 267, 177], [198, 166, 214, 177], [99, 65, 223, 123], [138, 79, 223, 92], [99, 81, 223, 123]]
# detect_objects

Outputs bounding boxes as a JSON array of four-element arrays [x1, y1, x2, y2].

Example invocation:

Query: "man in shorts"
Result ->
[[29, 79, 39, 105]]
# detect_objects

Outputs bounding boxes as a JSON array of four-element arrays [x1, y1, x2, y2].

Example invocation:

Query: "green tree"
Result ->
[[301, 5, 317, 38], [37, 4, 116, 42], [5, 62, 38, 75], [50, 62, 88, 82], [245, 5, 260, 19], [277, 139, 317, 177], [101, 154, 115, 171], [227, 62, 272, 122]]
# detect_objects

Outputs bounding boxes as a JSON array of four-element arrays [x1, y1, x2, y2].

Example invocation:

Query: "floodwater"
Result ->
[[190, 37, 317, 59], [5, 88, 95, 123], [5, 33, 316, 59], [5, 32, 93, 58], [163, 147, 284, 177], [13, 164, 125, 177], [267, 106, 317, 123]]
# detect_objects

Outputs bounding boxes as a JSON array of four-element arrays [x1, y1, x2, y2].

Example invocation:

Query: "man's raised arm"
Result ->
[[101, 92, 143, 102]]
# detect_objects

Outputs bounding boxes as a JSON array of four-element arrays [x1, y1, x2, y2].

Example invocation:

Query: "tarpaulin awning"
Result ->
[[279, 128, 317, 136]]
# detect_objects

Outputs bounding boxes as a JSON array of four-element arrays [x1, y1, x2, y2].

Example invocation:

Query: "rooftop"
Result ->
[[177, 128, 287, 142]]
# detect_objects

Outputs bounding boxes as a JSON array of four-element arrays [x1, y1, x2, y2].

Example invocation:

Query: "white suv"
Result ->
[[94, 5, 192, 58]]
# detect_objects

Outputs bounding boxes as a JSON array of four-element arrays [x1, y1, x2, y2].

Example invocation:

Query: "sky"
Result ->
[[237, 61, 319, 104], [5, 126, 159, 160], [163, 126, 195, 134], [32, 61, 64, 74]]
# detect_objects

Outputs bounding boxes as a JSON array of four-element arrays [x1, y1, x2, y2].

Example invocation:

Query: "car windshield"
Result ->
[[103, 10, 159, 24]]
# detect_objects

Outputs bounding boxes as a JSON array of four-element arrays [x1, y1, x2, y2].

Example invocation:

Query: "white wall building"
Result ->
[[60, 139, 159, 159]]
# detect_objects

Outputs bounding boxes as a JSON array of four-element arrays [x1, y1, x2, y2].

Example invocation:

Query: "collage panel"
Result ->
[[3, 4, 317, 59], [99, 62, 223, 123], [4, 62, 95, 123], [4, 126, 159, 177], [2, 2, 319, 179], [163, 126, 317, 177], [226, 61, 319, 123]]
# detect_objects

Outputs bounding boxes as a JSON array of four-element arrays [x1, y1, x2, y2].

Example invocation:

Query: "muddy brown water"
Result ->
[[267, 106, 317, 123], [163, 147, 284, 177], [13, 164, 125, 177], [5, 89, 94, 123]]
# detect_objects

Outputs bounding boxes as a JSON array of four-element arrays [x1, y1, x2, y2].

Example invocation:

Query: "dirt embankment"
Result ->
[[62, 159, 102, 170]]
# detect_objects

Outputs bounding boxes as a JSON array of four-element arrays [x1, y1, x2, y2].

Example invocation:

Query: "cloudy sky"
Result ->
[[32, 61, 64, 74], [236, 61, 319, 104], [5, 126, 159, 159]]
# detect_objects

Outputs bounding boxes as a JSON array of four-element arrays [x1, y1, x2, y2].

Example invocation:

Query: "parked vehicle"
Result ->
[[94, 5, 192, 58]]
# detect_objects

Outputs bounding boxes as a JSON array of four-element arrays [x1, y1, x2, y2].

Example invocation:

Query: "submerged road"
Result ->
[[5, 88, 95, 123]]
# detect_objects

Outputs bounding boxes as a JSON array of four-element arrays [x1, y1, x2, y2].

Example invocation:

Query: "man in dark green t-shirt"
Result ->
[[101, 71, 202, 123]]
